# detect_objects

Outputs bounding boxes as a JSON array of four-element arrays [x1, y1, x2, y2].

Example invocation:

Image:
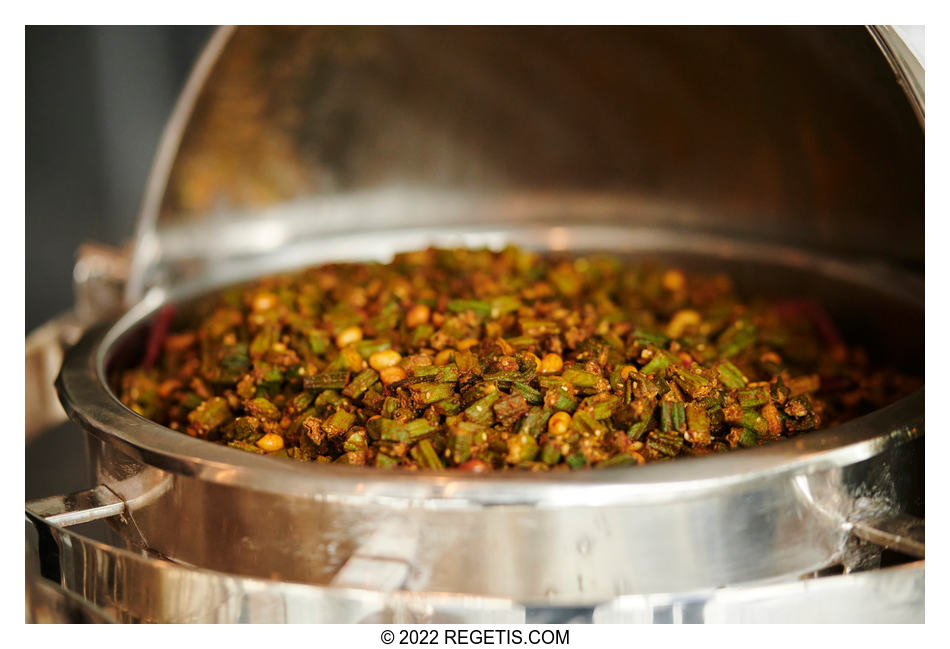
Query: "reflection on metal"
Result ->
[[27, 25, 926, 623], [26, 570, 118, 624], [26, 507, 923, 623], [26, 485, 125, 527], [54, 350, 924, 606], [593, 562, 924, 623], [26, 468, 173, 529], [123, 26, 923, 300], [26, 512, 525, 623], [139, 194, 928, 303], [126, 26, 235, 303], [27, 243, 130, 440], [330, 519, 419, 592], [868, 25, 925, 127], [849, 513, 925, 559], [26, 313, 82, 439], [46, 224, 923, 607], [72, 243, 130, 326]]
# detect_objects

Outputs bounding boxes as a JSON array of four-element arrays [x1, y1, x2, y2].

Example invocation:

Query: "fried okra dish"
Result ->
[[119, 246, 919, 471]]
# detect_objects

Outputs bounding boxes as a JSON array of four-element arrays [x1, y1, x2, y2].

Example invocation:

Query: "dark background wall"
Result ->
[[25, 26, 212, 333], [25, 26, 212, 499]]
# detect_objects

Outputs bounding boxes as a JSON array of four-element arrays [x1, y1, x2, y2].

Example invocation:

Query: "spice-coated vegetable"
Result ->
[[119, 246, 919, 471]]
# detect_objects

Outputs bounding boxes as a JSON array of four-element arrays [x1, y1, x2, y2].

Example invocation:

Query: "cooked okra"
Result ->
[[119, 246, 919, 471]]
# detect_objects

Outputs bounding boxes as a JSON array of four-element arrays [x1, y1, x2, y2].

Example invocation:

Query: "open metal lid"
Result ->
[[127, 26, 924, 303]]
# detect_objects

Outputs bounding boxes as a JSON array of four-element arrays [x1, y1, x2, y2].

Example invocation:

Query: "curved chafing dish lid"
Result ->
[[126, 26, 925, 304]]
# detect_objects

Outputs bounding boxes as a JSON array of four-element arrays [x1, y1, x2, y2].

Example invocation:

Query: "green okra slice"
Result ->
[[672, 366, 712, 398], [647, 431, 684, 456], [540, 441, 562, 466], [581, 393, 620, 420], [411, 439, 445, 469], [375, 453, 400, 469], [304, 371, 349, 391], [566, 452, 588, 469], [381, 418, 439, 443], [717, 320, 757, 358], [342, 368, 380, 399], [489, 295, 521, 318], [631, 330, 670, 346], [519, 406, 554, 438], [519, 319, 561, 336], [596, 454, 638, 468], [322, 408, 356, 436], [560, 367, 600, 388], [716, 361, 748, 389], [685, 402, 711, 435], [660, 401, 686, 432], [570, 409, 606, 436], [187, 397, 233, 437], [640, 349, 677, 375], [343, 429, 368, 452], [512, 381, 544, 405], [410, 382, 455, 406], [447, 299, 492, 318], [737, 386, 771, 409], [463, 387, 501, 426], [448, 421, 485, 464], [506, 431, 539, 464]]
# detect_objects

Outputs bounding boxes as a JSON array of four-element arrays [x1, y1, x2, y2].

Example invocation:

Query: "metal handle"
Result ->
[[25, 509, 526, 623], [25, 312, 83, 440], [849, 513, 925, 559], [26, 485, 127, 528], [26, 242, 130, 441]]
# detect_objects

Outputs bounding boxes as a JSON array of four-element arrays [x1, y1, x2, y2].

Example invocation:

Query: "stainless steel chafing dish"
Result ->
[[26, 26, 924, 623]]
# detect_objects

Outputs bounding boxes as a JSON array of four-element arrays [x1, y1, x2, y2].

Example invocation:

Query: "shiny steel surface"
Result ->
[[26, 511, 524, 623], [128, 26, 923, 299], [593, 561, 924, 624], [29, 26, 925, 621], [869, 26, 925, 127], [25, 313, 82, 439], [27, 485, 126, 527], [25, 506, 925, 623], [54, 225, 924, 604], [26, 569, 118, 624], [849, 513, 925, 559]]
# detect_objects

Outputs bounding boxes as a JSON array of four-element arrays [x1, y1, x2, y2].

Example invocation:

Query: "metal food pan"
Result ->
[[27, 25, 925, 620]]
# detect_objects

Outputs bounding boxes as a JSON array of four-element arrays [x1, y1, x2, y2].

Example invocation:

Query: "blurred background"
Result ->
[[26, 26, 212, 333], [25, 26, 212, 497]]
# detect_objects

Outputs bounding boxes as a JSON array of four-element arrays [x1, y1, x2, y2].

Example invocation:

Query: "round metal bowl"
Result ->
[[29, 26, 924, 621], [55, 223, 923, 606]]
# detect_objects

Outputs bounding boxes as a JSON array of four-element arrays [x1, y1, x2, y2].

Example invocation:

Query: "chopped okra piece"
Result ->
[[381, 418, 439, 443], [716, 361, 748, 389], [187, 397, 232, 438], [304, 371, 349, 391], [323, 408, 356, 436], [342, 368, 379, 399], [447, 299, 492, 318], [737, 386, 771, 409], [660, 401, 686, 433], [566, 452, 587, 469], [411, 439, 444, 470], [506, 431, 539, 464]]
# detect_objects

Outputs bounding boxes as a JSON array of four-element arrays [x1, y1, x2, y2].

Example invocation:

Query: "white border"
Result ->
[[7, 8, 944, 644]]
